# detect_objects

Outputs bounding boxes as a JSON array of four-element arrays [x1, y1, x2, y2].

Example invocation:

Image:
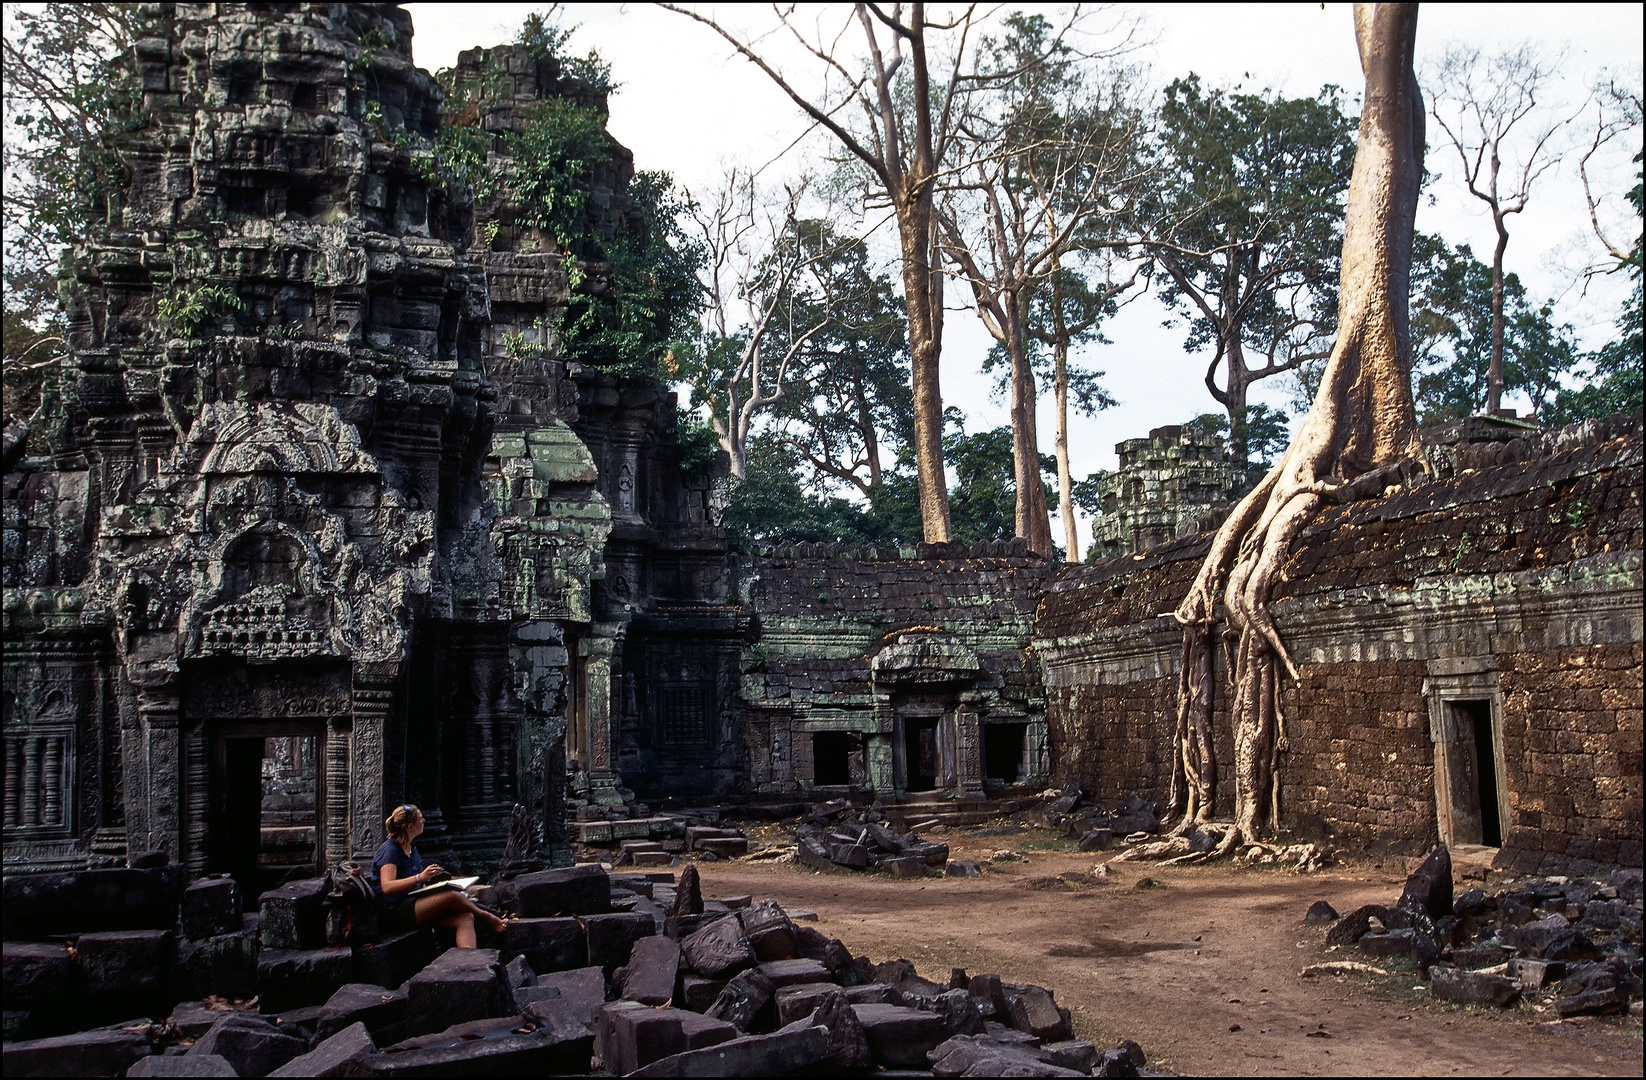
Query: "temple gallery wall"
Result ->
[[3, 4, 1641, 893]]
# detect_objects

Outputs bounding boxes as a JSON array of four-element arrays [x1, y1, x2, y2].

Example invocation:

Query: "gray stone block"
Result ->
[[2, 942, 72, 1010], [314, 982, 407, 1044], [502, 917, 586, 974], [597, 1003, 737, 1076], [495, 865, 610, 918], [256, 947, 354, 1014], [2, 868, 183, 940], [257, 878, 330, 951], [1429, 967, 1519, 1007], [352, 931, 437, 991], [620, 934, 680, 1007], [188, 1012, 306, 1076], [181, 878, 242, 942], [1, 1027, 153, 1077], [405, 947, 506, 1036], [358, 1014, 593, 1075], [629, 1020, 833, 1077], [76, 930, 175, 997], [173, 931, 259, 1001], [127, 1054, 239, 1076], [584, 912, 655, 968], [852, 1003, 949, 1067], [680, 915, 753, 979], [268, 1020, 376, 1077]]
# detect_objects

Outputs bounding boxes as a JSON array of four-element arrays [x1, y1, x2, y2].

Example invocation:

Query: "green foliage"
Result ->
[[1186, 405, 1291, 468], [156, 283, 243, 339], [1071, 470, 1108, 519], [517, 10, 613, 92], [674, 407, 722, 474]]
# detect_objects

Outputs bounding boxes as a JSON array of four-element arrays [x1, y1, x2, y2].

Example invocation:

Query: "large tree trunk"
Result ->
[[1487, 219, 1509, 414], [1005, 290, 1053, 556], [1049, 259, 1079, 562], [899, 194, 954, 543], [1171, 2, 1426, 851]]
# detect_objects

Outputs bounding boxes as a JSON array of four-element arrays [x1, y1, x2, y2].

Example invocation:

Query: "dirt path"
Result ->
[[687, 839, 1642, 1076]]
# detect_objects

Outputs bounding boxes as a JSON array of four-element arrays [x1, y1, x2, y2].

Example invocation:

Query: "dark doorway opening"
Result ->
[[812, 732, 850, 786], [984, 723, 1027, 783], [221, 737, 264, 902], [903, 719, 938, 792], [212, 728, 322, 904], [1445, 700, 1503, 847]]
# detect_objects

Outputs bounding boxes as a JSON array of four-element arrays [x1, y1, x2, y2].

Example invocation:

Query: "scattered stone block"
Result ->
[[598, 1002, 737, 1076], [128, 1054, 239, 1076], [680, 974, 727, 1013], [404, 946, 505, 1036], [1304, 901, 1340, 924], [166, 1001, 225, 1040], [1005, 985, 1071, 1041], [680, 915, 753, 979], [928, 1034, 1086, 1078], [845, 983, 900, 1006], [358, 1014, 594, 1075], [585, 912, 655, 968], [628, 1020, 833, 1077], [756, 958, 831, 988], [503, 917, 587, 974], [173, 931, 259, 1001], [534, 966, 607, 1025], [966, 972, 1004, 1018], [1511, 958, 1565, 991], [1451, 944, 1513, 970], [1078, 829, 1114, 853], [931, 987, 985, 1036], [256, 947, 354, 1014], [1358, 930, 1417, 958], [258, 878, 330, 951], [904, 840, 950, 866], [852, 1003, 949, 1067], [621, 934, 681, 1006], [706, 969, 776, 1032], [796, 839, 832, 871], [775, 982, 845, 1025], [946, 860, 983, 877], [181, 878, 242, 942], [187, 1011, 307, 1076], [3, 942, 71, 1011], [495, 865, 611, 917], [881, 854, 927, 878], [739, 901, 796, 962], [800, 986, 872, 1068], [1325, 904, 1389, 947], [268, 1020, 375, 1077], [1043, 1039, 1100, 1073], [352, 931, 437, 992], [77, 930, 175, 997], [1, 1027, 152, 1077], [2, 867, 183, 940], [1429, 967, 1519, 1007], [1397, 845, 1454, 920], [315, 983, 408, 1044]]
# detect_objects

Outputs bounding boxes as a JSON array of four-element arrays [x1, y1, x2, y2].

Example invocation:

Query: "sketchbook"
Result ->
[[406, 875, 481, 898]]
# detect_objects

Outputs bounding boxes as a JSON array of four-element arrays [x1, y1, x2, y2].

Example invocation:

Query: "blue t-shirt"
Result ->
[[371, 838, 426, 898]]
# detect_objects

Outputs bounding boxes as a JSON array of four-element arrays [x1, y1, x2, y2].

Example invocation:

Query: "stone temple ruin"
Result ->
[[3, 2, 1642, 901]]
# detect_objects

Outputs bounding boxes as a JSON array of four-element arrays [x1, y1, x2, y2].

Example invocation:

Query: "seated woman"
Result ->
[[373, 803, 506, 948]]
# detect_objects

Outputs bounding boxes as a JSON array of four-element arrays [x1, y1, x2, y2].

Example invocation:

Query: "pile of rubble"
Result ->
[[1313, 845, 1643, 1017], [3, 859, 1151, 1076], [792, 800, 962, 877]]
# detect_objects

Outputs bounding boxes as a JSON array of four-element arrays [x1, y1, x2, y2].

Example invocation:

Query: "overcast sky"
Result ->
[[402, 2, 1641, 540]]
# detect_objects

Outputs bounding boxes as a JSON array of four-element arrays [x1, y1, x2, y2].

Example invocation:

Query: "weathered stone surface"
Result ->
[[1325, 904, 1390, 947], [628, 1021, 833, 1077], [405, 947, 505, 1037], [1004, 985, 1071, 1042], [929, 1034, 1087, 1078], [181, 878, 242, 942], [946, 860, 983, 877], [77, 930, 175, 997], [739, 901, 796, 962], [315, 983, 407, 1045], [1429, 967, 1519, 1007], [1, 1027, 152, 1077], [268, 1021, 375, 1077], [1, 870, 183, 941], [681, 915, 754, 979], [597, 1003, 737, 1076], [358, 1014, 594, 1076], [531, 966, 607, 1025], [931, 987, 986, 1036], [173, 931, 259, 1002], [503, 918, 587, 974], [584, 912, 655, 968], [1304, 901, 1340, 925], [352, 932, 438, 993], [258, 879, 330, 951], [705, 969, 776, 1032], [1398, 846, 1454, 920], [2, 942, 72, 1011], [881, 854, 928, 878], [128, 1055, 239, 1076], [755, 958, 831, 988], [187, 1012, 306, 1076], [496, 866, 611, 918], [256, 948, 354, 1015], [1043, 1039, 1100, 1073], [621, 935, 681, 1007], [1079, 829, 1115, 853], [680, 974, 727, 1013], [852, 1003, 949, 1067]]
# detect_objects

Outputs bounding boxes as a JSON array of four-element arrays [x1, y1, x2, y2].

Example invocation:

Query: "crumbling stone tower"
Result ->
[[2, 3, 727, 884], [1089, 424, 1236, 558]]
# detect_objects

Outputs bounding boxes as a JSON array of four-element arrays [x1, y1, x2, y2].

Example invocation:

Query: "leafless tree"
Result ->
[[1576, 74, 1643, 269], [1172, 3, 1427, 852], [1426, 43, 1580, 415], [678, 170, 844, 480]]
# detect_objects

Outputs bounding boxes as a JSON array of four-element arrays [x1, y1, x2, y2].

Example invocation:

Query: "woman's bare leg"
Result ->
[[413, 891, 505, 946]]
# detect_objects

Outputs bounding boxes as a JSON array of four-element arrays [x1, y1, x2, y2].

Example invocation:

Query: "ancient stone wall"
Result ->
[[1036, 416, 1644, 872], [1089, 424, 1235, 559]]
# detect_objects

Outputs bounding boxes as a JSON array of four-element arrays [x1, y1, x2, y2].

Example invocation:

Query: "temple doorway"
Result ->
[[210, 722, 325, 903]]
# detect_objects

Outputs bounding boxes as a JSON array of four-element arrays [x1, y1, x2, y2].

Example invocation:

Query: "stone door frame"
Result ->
[[1423, 657, 1509, 850]]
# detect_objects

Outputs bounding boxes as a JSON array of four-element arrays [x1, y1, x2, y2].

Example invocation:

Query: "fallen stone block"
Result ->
[[2, 867, 183, 940], [966, 972, 1004, 1018], [1078, 829, 1114, 853], [405, 947, 505, 1036], [629, 1020, 832, 1077], [1324, 904, 1389, 947], [755, 957, 831, 989], [1304, 901, 1339, 925], [128, 1054, 238, 1076], [256, 947, 354, 1014], [315, 982, 408, 1044], [1557, 984, 1631, 1017], [875, 958, 949, 998], [502, 917, 587, 974], [359, 1014, 594, 1075], [532, 966, 607, 1025], [694, 838, 748, 859], [801, 986, 872, 1068], [258, 878, 330, 951], [77, 930, 175, 997], [621, 934, 681, 1006], [181, 878, 242, 942], [1043, 1039, 1099, 1073], [166, 1002, 226, 1040], [1451, 944, 1513, 970], [598, 1002, 737, 1075], [494, 865, 610, 917], [853, 1002, 949, 1067], [173, 931, 259, 1001], [680, 974, 726, 1013], [881, 854, 927, 878], [1397, 845, 1454, 920], [680, 914, 754, 979], [740, 901, 796, 962], [904, 840, 950, 866], [584, 912, 655, 968], [946, 860, 983, 877], [1510, 958, 1565, 991], [846, 983, 900, 1005], [3, 942, 72, 1011], [1429, 967, 1519, 1007], [829, 841, 873, 869], [268, 1020, 375, 1077], [930, 987, 985, 1036], [352, 931, 437, 993], [1513, 925, 1603, 963], [1358, 929, 1417, 958], [775, 982, 846, 1025], [187, 1011, 306, 1076], [706, 969, 776, 1032], [929, 1034, 1086, 1078], [796, 839, 833, 871], [1005, 985, 1071, 1042], [1, 1026, 153, 1077]]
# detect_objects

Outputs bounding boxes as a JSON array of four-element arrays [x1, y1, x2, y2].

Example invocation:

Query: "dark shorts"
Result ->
[[377, 896, 419, 934]]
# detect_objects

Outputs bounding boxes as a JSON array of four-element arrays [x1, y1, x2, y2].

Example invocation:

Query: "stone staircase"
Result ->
[[884, 791, 1035, 831]]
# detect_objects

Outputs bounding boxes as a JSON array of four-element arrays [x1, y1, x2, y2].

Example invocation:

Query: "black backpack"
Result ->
[[323, 861, 378, 947]]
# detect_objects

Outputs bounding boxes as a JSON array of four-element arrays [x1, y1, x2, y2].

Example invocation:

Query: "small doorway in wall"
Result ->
[[902, 719, 939, 792], [211, 726, 324, 904], [983, 723, 1027, 783], [1443, 699, 1504, 847], [812, 732, 850, 786]]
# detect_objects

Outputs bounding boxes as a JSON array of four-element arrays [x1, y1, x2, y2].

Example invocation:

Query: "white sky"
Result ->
[[403, 2, 1642, 541]]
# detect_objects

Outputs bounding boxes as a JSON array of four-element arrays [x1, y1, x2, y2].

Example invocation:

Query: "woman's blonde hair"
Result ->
[[385, 803, 421, 845]]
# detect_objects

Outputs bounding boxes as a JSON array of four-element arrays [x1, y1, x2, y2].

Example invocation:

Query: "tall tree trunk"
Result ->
[[1487, 218, 1509, 414], [1005, 288, 1052, 555], [898, 193, 953, 542], [1050, 257, 1079, 562], [854, 373, 883, 491], [1171, 2, 1425, 853]]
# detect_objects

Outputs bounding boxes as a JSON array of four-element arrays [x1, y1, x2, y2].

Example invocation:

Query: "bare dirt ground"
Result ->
[[687, 828, 1643, 1077]]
